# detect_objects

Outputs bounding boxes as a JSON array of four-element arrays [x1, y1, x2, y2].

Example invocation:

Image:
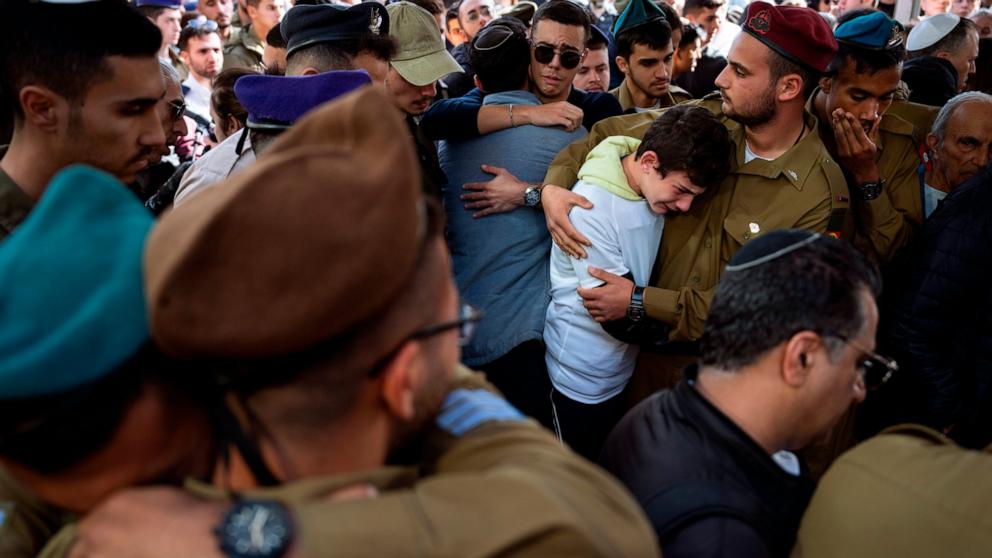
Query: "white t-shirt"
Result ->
[[544, 180, 665, 404]]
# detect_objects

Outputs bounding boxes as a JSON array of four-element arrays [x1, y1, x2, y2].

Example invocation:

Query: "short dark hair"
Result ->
[[1, 1, 161, 123], [445, 6, 460, 31], [767, 49, 817, 99], [616, 18, 672, 59], [636, 104, 733, 190], [135, 4, 175, 21], [179, 26, 221, 52], [658, 2, 682, 37], [470, 17, 531, 93], [680, 22, 704, 49], [700, 234, 882, 370], [909, 18, 978, 58], [532, 0, 591, 44], [286, 42, 354, 74], [683, 0, 724, 15], [0, 345, 186, 474]]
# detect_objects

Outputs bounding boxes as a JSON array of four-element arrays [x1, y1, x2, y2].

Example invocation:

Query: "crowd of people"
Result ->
[[0, 0, 990, 555]]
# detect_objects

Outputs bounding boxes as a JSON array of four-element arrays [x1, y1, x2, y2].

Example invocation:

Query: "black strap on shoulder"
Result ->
[[234, 126, 249, 156], [210, 402, 281, 487]]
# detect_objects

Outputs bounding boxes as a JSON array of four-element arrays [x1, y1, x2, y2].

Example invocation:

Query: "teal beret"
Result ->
[[0, 166, 153, 399], [613, 0, 666, 36], [835, 11, 904, 50]]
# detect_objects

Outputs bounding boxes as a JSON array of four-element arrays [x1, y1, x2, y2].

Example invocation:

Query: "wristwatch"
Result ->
[[524, 184, 544, 207], [855, 180, 884, 201], [216, 500, 294, 558], [627, 286, 646, 322]]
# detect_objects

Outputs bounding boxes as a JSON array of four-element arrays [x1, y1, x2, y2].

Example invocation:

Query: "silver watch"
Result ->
[[524, 184, 543, 207]]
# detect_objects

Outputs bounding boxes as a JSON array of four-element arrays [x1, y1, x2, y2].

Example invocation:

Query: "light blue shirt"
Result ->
[[439, 90, 587, 365]]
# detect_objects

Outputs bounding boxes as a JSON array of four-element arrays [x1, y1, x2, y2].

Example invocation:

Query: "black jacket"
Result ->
[[901, 56, 958, 107], [600, 369, 815, 558], [873, 163, 992, 448]]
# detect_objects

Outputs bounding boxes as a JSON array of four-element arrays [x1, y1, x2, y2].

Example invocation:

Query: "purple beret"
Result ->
[[234, 70, 372, 130]]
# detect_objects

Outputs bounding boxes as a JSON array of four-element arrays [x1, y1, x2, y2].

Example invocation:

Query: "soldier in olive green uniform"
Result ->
[[811, 12, 924, 266], [792, 424, 992, 558], [223, 22, 267, 72], [544, 2, 847, 345], [57, 87, 659, 558]]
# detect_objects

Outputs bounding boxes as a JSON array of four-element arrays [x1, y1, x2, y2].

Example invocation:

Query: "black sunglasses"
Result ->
[[367, 303, 484, 378], [530, 41, 583, 70], [831, 335, 898, 391], [167, 100, 187, 121]]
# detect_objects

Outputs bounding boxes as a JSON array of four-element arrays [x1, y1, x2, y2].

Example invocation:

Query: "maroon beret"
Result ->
[[741, 1, 837, 74]]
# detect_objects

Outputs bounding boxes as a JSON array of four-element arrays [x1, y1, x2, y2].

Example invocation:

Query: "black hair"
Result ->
[[136, 4, 174, 21], [636, 104, 732, 190], [470, 17, 531, 92], [680, 22, 704, 49], [446, 5, 460, 30], [826, 40, 906, 76], [286, 42, 354, 74], [700, 235, 881, 370], [658, 1, 682, 37], [909, 18, 978, 58], [616, 18, 673, 59], [0, 0, 162, 123], [683, 0, 724, 15], [212, 67, 255, 132], [179, 26, 221, 52], [266, 24, 288, 49], [0, 345, 184, 474], [532, 0, 591, 44]]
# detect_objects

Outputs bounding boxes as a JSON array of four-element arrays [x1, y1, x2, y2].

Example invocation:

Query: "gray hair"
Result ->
[[969, 7, 992, 19], [930, 91, 992, 145], [158, 59, 182, 87]]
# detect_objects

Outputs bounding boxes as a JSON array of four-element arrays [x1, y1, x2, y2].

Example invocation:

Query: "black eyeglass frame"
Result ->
[[828, 334, 898, 391]]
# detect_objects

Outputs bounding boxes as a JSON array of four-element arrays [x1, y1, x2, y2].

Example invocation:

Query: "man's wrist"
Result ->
[[523, 183, 544, 207], [627, 285, 646, 321]]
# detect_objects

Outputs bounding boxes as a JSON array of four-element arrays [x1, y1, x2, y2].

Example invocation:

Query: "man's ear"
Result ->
[[819, 76, 832, 94], [379, 340, 424, 422], [777, 73, 804, 102], [926, 132, 940, 157], [781, 331, 823, 388], [473, 74, 484, 91], [638, 150, 659, 174], [19, 86, 65, 133], [246, 4, 258, 21], [179, 50, 192, 66], [615, 55, 630, 75]]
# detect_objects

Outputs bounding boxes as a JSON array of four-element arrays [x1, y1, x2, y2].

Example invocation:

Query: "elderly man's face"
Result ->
[[938, 29, 980, 92], [927, 99, 992, 191]]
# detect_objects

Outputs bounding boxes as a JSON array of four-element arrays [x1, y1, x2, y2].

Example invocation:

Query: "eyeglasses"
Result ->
[[473, 24, 515, 51], [168, 100, 187, 122], [530, 41, 584, 70], [833, 335, 898, 391], [411, 303, 483, 346], [185, 17, 219, 32]]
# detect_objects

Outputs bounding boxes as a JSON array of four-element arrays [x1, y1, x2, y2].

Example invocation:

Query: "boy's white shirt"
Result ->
[[544, 136, 665, 404]]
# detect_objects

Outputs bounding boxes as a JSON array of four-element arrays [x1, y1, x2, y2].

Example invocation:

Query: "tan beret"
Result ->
[[145, 87, 424, 358]]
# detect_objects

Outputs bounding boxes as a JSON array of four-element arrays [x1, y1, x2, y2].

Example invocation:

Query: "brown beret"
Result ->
[[741, 1, 837, 74], [145, 87, 425, 358]]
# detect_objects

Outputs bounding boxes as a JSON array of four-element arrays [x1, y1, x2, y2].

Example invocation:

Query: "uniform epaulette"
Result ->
[[879, 112, 916, 137]]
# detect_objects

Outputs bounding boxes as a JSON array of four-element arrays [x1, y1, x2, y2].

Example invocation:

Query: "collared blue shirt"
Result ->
[[439, 90, 587, 365]]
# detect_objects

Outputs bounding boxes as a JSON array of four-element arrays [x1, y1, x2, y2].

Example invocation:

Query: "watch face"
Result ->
[[220, 501, 292, 558], [525, 187, 541, 207]]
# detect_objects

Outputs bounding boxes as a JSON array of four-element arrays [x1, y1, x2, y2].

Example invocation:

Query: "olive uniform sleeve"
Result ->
[[292, 370, 661, 558], [642, 285, 714, 342], [543, 112, 658, 188]]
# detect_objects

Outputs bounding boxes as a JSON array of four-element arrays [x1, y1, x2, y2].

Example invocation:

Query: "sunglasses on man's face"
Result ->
[[530, 41, 583, 70], [185, 17, 219, 31], [168, 100, 187, 122]]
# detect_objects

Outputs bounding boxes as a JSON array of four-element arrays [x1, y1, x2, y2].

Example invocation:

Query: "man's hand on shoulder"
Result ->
[[578, 266, 634, 322], [542, 184, 593, 258]]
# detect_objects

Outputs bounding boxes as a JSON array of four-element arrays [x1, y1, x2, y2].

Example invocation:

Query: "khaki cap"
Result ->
[[387, 2, 463, 86], [145, 88, 426, 359]]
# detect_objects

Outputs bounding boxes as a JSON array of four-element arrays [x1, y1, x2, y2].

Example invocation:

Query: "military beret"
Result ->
[[501, 1, 537, 26], [589, 23, 610, 47], [234, 70, 372, 130], [0, 166, 152, 399], [741, 1, 837, 73], [613, 0, 666, 35], [725, 229, 824, 272], [281, 3, 389, 57], [387, 2, 462, 86], [133, 0, 181, 8], [907, 13, 960, 51], [145, 88, 426, 359], [835, 11, 904, 50]]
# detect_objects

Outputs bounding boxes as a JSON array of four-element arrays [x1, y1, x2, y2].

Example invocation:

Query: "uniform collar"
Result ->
[[612, 78, 674, 112], [724, 108, 824, 192], [241, 23, 266, 55]]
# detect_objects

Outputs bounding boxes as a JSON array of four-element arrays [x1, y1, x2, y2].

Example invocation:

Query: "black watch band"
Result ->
[[627, 286, 646, 322], [856, 179, 884, 201]]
